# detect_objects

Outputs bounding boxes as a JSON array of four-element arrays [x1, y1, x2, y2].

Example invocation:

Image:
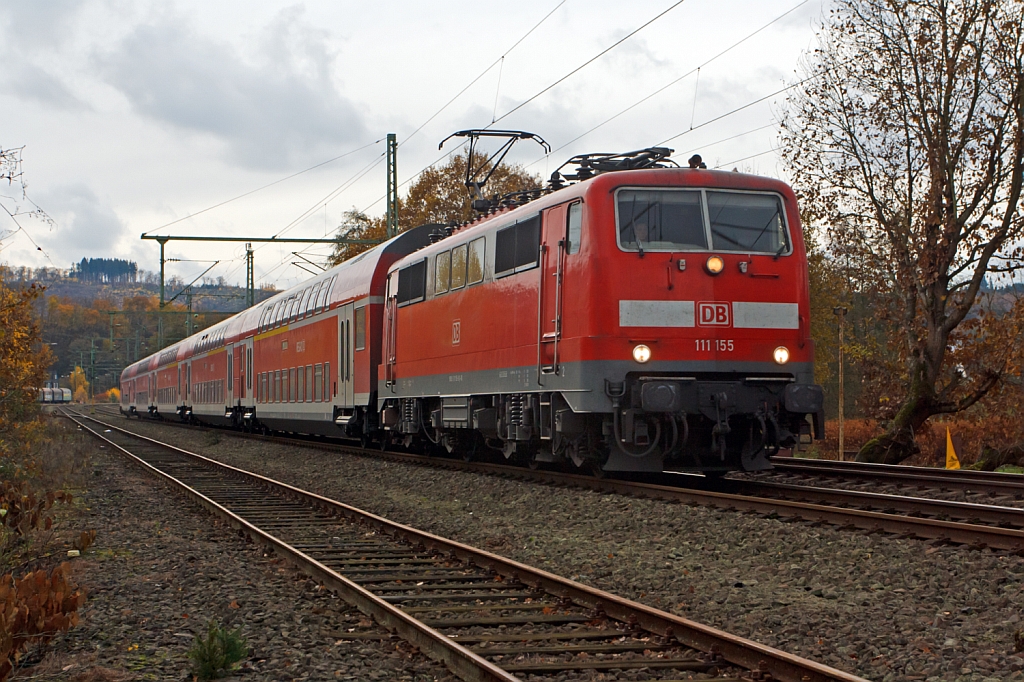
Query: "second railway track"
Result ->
[[67, 408, 865, 682]]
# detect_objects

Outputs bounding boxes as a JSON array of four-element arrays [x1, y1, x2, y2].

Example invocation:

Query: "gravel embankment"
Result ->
[[16, 427, 457, 682], [107, 413, 1024, 682]]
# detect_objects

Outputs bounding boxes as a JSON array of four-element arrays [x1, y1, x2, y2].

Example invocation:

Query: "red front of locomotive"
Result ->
[[380, 166, 823, 474], [576, 169, 822, 472]]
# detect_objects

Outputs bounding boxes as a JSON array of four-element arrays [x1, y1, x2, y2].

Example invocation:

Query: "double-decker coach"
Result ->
[[120, 224, 434, 437]]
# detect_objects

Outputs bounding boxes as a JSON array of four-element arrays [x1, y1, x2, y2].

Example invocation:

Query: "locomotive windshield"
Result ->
[[617, 189, 790, 254]]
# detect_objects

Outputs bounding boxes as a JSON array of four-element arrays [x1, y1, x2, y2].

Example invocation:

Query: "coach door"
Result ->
[[537, 203, 570, 380], [243, 338, 253, 402], [338, 304, 354, 406]]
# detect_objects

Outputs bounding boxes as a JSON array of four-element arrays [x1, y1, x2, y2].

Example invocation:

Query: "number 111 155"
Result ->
[[695, 339, 734, 352]]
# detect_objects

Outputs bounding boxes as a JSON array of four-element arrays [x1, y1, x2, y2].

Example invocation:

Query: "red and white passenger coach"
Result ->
[[122, 145, 823, 475]]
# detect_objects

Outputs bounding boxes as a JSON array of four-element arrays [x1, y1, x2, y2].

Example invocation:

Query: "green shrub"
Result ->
[[188, 619, 247, 680]]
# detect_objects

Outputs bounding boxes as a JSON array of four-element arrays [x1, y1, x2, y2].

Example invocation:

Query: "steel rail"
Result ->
[[71, 409, 867, 682], [64, 410, 519, 682], [769, 458, 1024, 497], [92, 405, 1024, 550], [717, 478, 1024, 529]]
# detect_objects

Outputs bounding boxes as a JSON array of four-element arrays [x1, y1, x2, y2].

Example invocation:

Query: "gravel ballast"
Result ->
[[105, 413, 1024, 682], [17, 426, 457, 682]]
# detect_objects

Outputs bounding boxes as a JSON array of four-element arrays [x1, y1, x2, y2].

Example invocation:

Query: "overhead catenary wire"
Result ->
[[527, 0, 812, 166], [712, 148, 777, 169], [142, 139, 383, 237], [655, 62, 848, 148], [362, 1, 808, 218], [488, 0, 690, 129], [401, 0, 566, 149], [259, 1, 569, 285]]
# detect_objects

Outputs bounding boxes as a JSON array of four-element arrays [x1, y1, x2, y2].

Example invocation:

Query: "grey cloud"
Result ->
[[98, 13, 367, 170], [35, 183, 128, 261], [2, 62, 87, 110], [0, 1, 86, 52]]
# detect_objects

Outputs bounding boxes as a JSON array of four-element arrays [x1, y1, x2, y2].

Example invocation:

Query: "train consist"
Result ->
[[121, 144, 823, 475], [38, 387, 73, 404]]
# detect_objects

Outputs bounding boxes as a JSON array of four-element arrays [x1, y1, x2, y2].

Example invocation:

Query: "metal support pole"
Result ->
[[158, 237, 167, 350], [246, 243, 254, 309], [833, 306, 848, 460], [89, 338, 96, 400], [185, 287, 193, 337], [386, 133, 398, 239]]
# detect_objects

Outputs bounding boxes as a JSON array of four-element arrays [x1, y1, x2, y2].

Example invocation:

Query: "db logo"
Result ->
[[697, 301, 731, 327], [452, 320, 461, 345]]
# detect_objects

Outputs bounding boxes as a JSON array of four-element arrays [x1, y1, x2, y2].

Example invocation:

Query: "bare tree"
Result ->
[[781, 0, 1024, 463]]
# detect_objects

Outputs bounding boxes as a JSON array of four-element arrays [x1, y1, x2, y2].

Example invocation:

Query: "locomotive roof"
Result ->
[[386, 166, 797, 271]]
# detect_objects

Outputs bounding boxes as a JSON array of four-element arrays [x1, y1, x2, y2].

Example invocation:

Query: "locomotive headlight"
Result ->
[[705, 255, 725, 275], [632, 344, 652, 364], [773, 346, 790, 365]]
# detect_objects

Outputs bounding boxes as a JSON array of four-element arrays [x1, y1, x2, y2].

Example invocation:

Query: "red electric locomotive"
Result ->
[[378, 147, 823, 474], [121, 139, 822, 476]]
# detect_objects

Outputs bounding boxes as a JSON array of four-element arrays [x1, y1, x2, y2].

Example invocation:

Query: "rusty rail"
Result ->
[[70, 408, 867, 682]]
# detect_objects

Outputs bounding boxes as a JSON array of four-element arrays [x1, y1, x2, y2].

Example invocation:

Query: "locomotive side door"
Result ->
[[538, 203, 569, 379], [337, 303, 354, 407]]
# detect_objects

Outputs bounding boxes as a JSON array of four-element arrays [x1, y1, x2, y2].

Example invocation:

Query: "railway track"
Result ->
[[768, 456, 1024, 498], [66, 408, 865, 682], [91, 404, 1024, 552]]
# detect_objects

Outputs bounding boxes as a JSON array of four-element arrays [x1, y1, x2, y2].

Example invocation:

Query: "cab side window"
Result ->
[[567, 202, 582, 255]]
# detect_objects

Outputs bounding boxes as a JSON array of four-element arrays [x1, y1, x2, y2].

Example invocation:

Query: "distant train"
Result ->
[[38, 387, 73, 404], [121, 145, 823, 475]]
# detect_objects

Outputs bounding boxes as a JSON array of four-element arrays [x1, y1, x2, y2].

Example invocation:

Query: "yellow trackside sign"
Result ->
[[945, 426, 960, 470]]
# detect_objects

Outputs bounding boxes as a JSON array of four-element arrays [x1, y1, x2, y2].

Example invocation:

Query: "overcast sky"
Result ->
[[0, 0, 825, 291]]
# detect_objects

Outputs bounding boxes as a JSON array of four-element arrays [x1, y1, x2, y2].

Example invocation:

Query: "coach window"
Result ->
[[567, 202, 582, 255], [396, 259, 427, 306], [467, 237, 485, 285], [325, 362, 331, 398], [451, 244, 467, 289], [298, 287, 312, 319], [326, 275, 338, 310], [306, 365, 314, 402], [435, 250, 451, 295], [304, 283, 318, 316], [315, 280, 329, 312], [283, 370, 290, 404], [297, 366, 304, 402], [355, 307, 366, 350], [314, 364, 323, 402]]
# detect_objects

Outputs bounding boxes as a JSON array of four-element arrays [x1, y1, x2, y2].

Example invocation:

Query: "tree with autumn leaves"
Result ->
[[0, 272, 52, 456], [329, 150, 540, 265], [782, 0, 1024, 464]]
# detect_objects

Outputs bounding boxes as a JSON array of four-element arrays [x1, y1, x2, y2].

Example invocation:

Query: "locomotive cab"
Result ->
[[597, 178, 823, 473], [378, 147, 823, 476]]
